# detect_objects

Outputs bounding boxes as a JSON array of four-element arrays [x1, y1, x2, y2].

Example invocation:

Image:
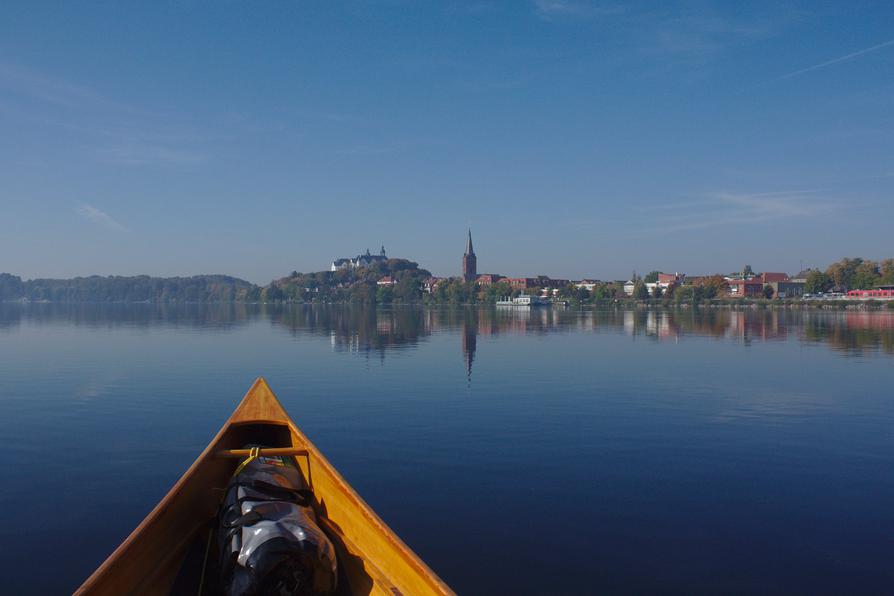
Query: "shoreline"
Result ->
[[3, 299, 893, 311]]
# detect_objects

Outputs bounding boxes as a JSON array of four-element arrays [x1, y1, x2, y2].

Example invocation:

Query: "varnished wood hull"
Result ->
[[76, 378, 453, 595]]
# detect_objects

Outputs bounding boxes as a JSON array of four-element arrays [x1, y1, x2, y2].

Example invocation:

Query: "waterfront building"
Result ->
[[847, 287, 894, 300], [760, 272, 790, 283], [770, 281, 806, 298], [655, 272, 685, 294], [759, 271, 805, 298], [727, 278, 764, 297], [377, 276, 396, 286], [462, 230, 477, 282]]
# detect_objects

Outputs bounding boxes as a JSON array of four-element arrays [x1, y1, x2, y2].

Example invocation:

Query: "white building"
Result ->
[[331, 246, 388, 271], [574, 280, 600, 291]]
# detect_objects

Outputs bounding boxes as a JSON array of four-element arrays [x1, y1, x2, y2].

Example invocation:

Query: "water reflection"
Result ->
[[2, 304, 893, 358], [462, 314, 476, 381], [0, 302, 255, 331]]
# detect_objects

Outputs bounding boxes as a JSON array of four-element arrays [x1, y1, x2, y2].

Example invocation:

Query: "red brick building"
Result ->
[[727, 279, 764, 297], [505, 277, 537, 289], [657, 273, 685, 285], [476, 274, 504, 286], [760, 272, 789, 283]]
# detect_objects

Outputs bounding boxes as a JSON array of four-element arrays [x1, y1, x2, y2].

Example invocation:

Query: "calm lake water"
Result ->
[[1, 304, 893, 594]]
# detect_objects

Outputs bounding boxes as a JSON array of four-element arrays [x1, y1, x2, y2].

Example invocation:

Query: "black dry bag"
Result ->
[[218, 449, 337, 596]]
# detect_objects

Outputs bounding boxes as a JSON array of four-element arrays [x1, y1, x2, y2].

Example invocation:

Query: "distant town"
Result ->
[[325, 230, 894, 305], [1, 230, 893, 304]]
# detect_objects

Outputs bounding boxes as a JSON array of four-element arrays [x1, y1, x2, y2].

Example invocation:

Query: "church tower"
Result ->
[[462, 229, 477, 282]]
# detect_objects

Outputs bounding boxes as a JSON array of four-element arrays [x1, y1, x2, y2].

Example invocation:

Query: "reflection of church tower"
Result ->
[[462, 310, 477, 382], [462, 229, 477, 282]]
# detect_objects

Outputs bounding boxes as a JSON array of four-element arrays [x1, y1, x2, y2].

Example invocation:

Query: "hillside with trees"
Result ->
[[270, 259, 432, 304], [0, 273, 258, 303]]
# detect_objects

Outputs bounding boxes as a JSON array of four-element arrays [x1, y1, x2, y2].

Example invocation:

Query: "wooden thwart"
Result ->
[[215, 447, 309, 459]]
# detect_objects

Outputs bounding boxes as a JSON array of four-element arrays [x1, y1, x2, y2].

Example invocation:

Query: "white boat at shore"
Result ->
[[496, 293, 550, 307]]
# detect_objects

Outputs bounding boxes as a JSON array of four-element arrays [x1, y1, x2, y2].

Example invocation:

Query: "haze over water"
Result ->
[[1, 304, 893, 594]]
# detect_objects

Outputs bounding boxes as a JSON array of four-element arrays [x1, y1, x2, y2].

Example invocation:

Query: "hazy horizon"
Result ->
[[2, 2, 892, 284]]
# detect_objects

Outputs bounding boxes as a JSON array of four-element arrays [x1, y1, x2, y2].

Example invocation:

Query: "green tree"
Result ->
[[433, 281, 448, 303], [0, 273, 24, 300], [675, 285, 694, 304], [394, 276, 420, 302], [763, 285, 775, 299], [663, 283, 676, 300], [826, 258, 863, 290], [350, 282, 375, 304], [376, 285, 394, 304], [880, 259, 894, 285], [697, 275, 727, 299], [851, 260, 880, 290], [634, 281, 650, 300], [446, 279, 466, 303], [805, 270, 833, 294], [643, 271, 661, 283]]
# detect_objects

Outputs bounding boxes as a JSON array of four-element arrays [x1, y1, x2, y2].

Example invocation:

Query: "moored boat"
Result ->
[[495, 293, 550, 307], [76, 377, 453, 595]]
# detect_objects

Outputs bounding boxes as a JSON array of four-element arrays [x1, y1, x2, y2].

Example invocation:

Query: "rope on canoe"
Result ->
[[199, 447, 260, 593], [232, 446, 260, 477], [199, 447, 266, 595]]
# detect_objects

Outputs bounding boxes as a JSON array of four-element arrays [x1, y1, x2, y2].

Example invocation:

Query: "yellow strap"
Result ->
[[232, 446, 260, 477]]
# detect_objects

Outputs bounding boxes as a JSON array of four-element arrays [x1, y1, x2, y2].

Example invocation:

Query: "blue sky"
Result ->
[[1, 1, 892, 283]]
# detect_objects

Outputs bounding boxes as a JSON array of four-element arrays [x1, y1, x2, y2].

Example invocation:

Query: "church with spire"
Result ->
[[462, 230, 477, 282]]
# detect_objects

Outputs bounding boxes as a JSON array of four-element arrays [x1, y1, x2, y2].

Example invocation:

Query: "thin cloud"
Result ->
[[640, 190, 838, 234], [0, 61, 209, 167], [532, 0, 623, 21], [96, 144, 209, 166], [334, 145, 397, 156], [76, 204, 128, 232], [651, 15, 773, 57], [774, 38, 894, 81], [0, 61, 144, 114]]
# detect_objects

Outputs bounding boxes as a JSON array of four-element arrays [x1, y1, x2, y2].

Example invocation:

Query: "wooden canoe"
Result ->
[[76, 377, 453, 595]]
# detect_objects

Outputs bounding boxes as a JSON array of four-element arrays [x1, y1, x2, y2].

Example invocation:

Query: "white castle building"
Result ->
[[330, 246, 388, 271]]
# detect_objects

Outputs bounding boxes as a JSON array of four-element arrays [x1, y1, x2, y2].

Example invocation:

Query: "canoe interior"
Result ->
[[76, 378, 452, 596], [167, 422, 354, 596]]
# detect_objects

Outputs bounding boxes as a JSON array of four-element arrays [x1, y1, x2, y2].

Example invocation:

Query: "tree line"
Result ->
[[0, 273, 257, 303], [803, 258, 894, 294], [3, 255, 891, 304]]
